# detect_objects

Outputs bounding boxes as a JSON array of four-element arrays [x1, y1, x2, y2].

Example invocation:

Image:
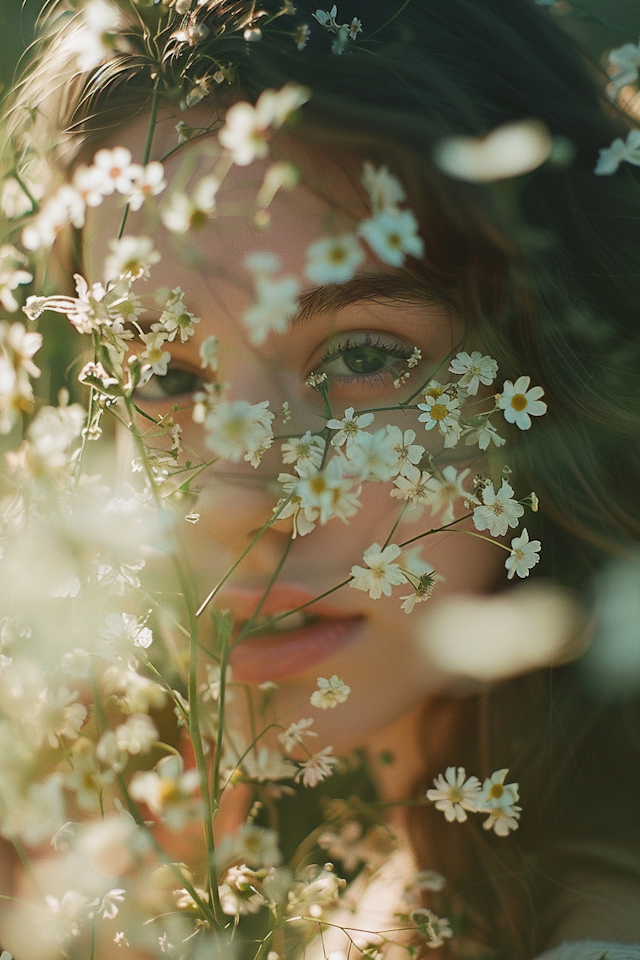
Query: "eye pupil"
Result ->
[[159, 368, 198, 395], [343, 346, 388, 374]]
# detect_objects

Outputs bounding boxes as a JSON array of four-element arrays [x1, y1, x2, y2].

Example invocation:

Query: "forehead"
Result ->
[[83, 106, 372, 287]]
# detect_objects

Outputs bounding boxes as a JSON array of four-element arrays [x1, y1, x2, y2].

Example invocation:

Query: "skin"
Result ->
[[85, 108, 509, 773]]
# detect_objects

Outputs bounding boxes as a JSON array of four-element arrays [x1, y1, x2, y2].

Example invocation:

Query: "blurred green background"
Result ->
[[0, 0, 48, 95]]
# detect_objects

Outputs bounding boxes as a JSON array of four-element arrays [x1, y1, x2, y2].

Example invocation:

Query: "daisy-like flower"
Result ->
[[153, 287, 200, 342], [279, 718, 317, 754], [594, 129, 640, 175], [219, 84, 309, 165], [327, 406, 375, 453], [358, 209, 425, 267], [448, 350, 498, 395], [417, 392, 462, 447], [139, 332, 171, 376], [199, 335, 219, 371], [161, 175, 220, 233], [385, 426, 425, 475], [463, 418, 506, 451], [295, 746, 339, 787], [296, 458, 361, 525], [104, 235, 161, 282], [243, 255, 300, 346], [343, 427, 402, 482], [391, 464, 433, 505], [22, 184, 86, 250], [349, 542, 407, 599], [505, 528, 541, 579], [0, 245, 32, 312], [497, 376, 547, 430], [481, 805, 522, 836], [608, 38, 640, 96], [422, 465, 471, 526], [472, 479, 524, 538], [125, 161, 167, 212], [129, 755, 200, 831], [478, 768, 520, 811], [411, 908, 454, 949], [426, 766, 481, 822], [91, 147, 139, 196], [205, 399, 274, 464], [361, 161, 406, 214], [281, 431, 325, 470], [304, 234, 365, 284], [310, 675, 351, 709]]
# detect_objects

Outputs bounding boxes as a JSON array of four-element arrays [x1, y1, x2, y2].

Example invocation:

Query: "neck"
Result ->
[[364, 702, 427, 823]]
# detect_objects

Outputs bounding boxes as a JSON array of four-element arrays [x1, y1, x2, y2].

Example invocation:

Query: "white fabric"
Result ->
[[536, 942, 640, 960]]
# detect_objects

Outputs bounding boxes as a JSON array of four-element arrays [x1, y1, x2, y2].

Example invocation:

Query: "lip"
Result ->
[[217, 583, 364, 684]]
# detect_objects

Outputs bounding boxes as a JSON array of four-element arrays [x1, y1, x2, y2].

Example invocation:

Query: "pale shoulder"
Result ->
[[536, 942, 640, 960]]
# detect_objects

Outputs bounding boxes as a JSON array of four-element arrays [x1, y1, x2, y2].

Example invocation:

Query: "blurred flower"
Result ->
[[0, 246, 32, 312], [358, 209, 424, 267], [205, 399, 274, 464], [433, 119, 552, 182], [361, 162, 406, 214], [161, 175, 219, 233], [295, 746, 338, 787], [607, 38, 640, 97], [304, 235, 364, 284], [104, 235, 161, 282], [595, 129, 640, 175], [219, 84, 309, 165]]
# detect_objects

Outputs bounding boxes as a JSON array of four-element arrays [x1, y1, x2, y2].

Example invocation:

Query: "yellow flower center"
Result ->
[[489, 783, 504, 799], [430, 403, 448, 421], [329, 246, 347, 263], [510, 393, 527, 412]]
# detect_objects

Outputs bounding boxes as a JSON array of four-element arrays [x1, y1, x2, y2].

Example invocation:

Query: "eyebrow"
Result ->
[[292, 273, 444, 326]]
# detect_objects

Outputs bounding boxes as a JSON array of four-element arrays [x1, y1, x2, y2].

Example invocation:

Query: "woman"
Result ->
[[2, 1, 640, 958]]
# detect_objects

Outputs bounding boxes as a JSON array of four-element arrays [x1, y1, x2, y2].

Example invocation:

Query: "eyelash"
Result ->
[[313, 331, 414, 382]]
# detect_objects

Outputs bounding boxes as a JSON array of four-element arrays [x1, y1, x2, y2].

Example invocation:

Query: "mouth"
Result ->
[[217, 583, 364, 684]]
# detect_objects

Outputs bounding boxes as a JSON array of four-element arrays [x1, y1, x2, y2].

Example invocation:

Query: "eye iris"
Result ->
[[343, 345, 389, 374], [161, 368, 199, 395]]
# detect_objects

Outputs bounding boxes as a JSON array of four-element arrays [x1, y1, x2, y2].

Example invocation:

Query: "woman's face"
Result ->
[[85, 112, 506, 753]]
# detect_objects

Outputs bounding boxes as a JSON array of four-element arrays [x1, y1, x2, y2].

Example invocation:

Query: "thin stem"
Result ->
[[382, 501, 409, 549], [234, 534, 293, 644], [118, 80, 159, 238], [238, 577, 352, 640]]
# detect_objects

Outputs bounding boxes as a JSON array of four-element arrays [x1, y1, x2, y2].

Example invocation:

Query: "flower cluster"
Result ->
[[427, 766, 521, 836]]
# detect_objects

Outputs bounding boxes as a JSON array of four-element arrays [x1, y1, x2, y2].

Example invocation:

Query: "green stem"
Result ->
[[118, 80, 159, 238]]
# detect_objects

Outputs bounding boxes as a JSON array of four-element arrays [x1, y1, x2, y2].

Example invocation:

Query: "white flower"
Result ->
[[608, 38, 640, 95], [358, 209, 424, 267], [296, 458, 361, 525], [161, 175, 220, 233], [498, 375, 547, 430], [199, 335, 219, 371], [65, 0, 121, 71], [218, 824, 282, 869], [399, 570, 442, 613], [417, 393, 462, 446], [448, 350, 498, 395], [463, 418, 505, 451], [205, 399, 274, 464], [481, 805, 521, 836], [349, 542, 407, 599], [243, 259, 300, 345], [478, 768, 520, 815], [472, 479, 524, 538], [361, 161, 405, 214], [326, 406, 375, 453], [342, 427, 401, 482], [114, 713, 158, 755], [0, 246, 32, 312], [153, 286, 200, 342], [91, 147, 139, 196], [310, 675, 351, 709], [391, 463, 433, 505], [242, 747, 297, 782], [99, 611, 153, 653], [219, 865, 266, 916], [126, 161, 167, 211], [422, 465, 471, 526], [100, 888, 126, 920], [426, 766, 481, 822], [129, 754, 200, 830], [433, 119, 552, 183], [594, 129, 640, 175], [31, 686, 87, 748], [104, 235, 161, 283], [304, 234, 364, 284], [279, 718, 317, 754], [411, 908, 453, 949], [139, 332, 171, 375], [219, 84, 309, 165], [384, 426, 425, 474], [505, 528, 541, 579], [22, 185, 85, 250], [281, 431, 325, 470], [295, 747, 338, 787]]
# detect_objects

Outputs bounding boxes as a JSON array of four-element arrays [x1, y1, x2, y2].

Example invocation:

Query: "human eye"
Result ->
[[134, 364, 204, 403], [312, 330, 416, 391]]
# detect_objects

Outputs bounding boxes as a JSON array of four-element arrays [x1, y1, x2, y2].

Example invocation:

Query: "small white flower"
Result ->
[[92, 147, 139, 196], [478, 768, 520, 813], [385, 425, 425, 474], [505, 528, 541, 579], [426, 766, 481, 822], [126, 161, 167, 211], [342, 427, 401, 482], [361, 161, 406, 214], [205, 399, 274, 464], [153, 286, 200, 342], [417, 393, 462, 446], [296, 458, 361, 525], [326, 406, 375, 453], [104, 235, 161, 282], [448, 350, 498, 395], [129, 754, 201, 830], [349, 542, 407, 599], [114, 713, 158, 755], [594, 129, 640, 175], [422, 465, 471, 526], [498, 375, 546, 430], [399, 570, 442, 614], [358, 209, 424, 267], [304, 234, 364, 284], [411, 908, 453, 949], [139, 332, 171, 375], [463, 418, 506, 451], [279, 718, 317, 754], [0, 245, 32, 312], [391, 464, 433, 505], [481, 805, 522, 836], [100, 888, 126, 920], [295, 746, 338, 787], [219, 84, 309, 165], [281, 431, 325, 469], [608, 38, 640, 96], [433, 119, 552, 183], [161, 175, 219, 233], [473, 479, 524, 538], [65, 0, 121, 71], [310, 675, 351, 709], [199, 335, 219, 371], [243, 271, 300, 345]]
